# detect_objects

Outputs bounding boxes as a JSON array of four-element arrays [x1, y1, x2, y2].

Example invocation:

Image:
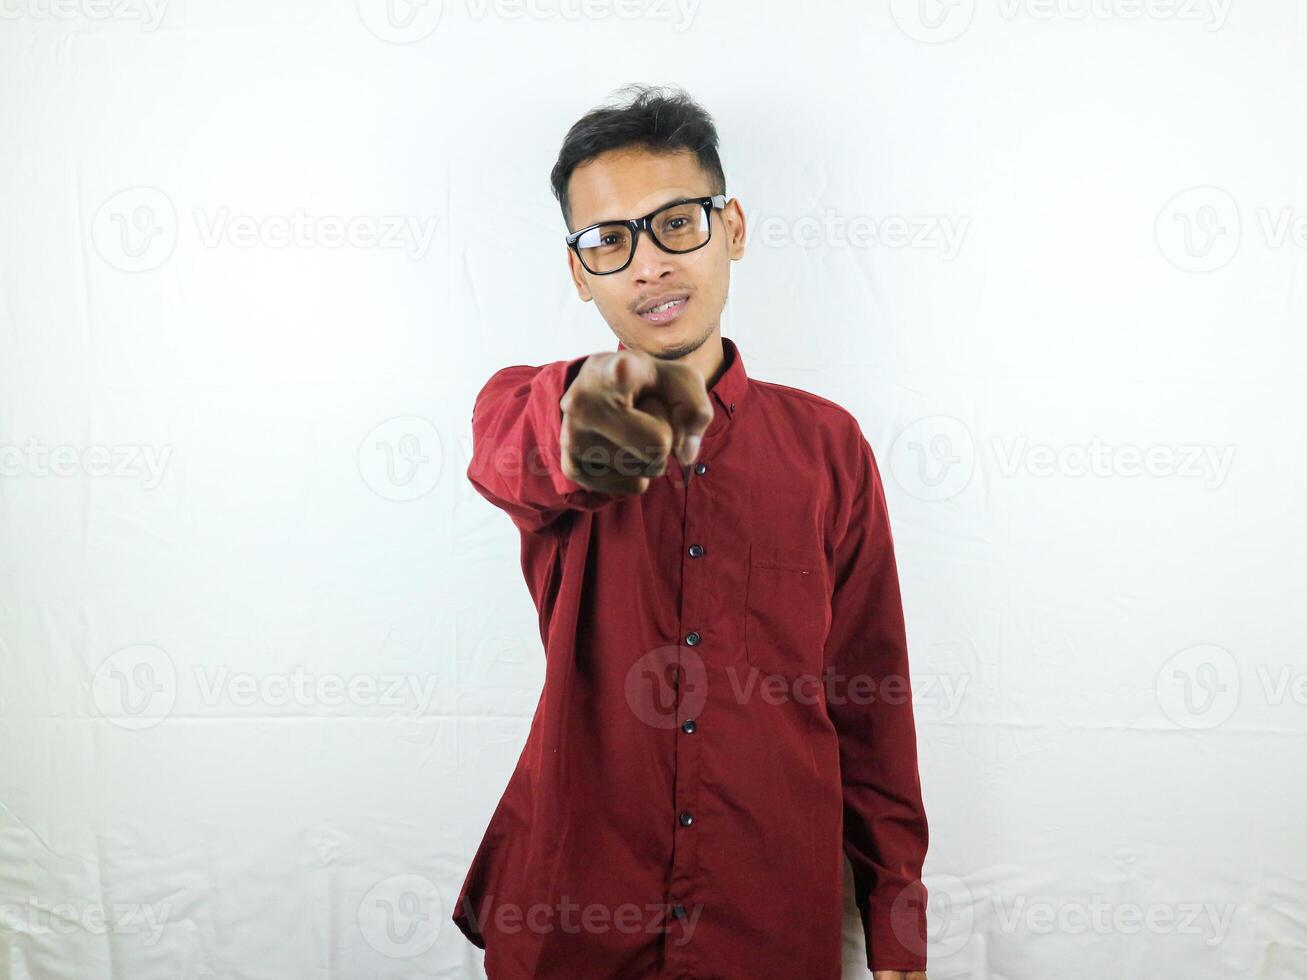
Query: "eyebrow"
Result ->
[[576, 194, 700, 231]]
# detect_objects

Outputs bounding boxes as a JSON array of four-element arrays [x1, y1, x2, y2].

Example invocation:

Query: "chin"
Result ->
[[644, 322, 706, 358]]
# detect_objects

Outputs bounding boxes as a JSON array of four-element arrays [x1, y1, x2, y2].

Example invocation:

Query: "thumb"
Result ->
[[670, 402, 710, 465]]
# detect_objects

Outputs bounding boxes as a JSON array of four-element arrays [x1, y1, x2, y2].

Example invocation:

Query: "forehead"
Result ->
[[567, 147, 711, 229]]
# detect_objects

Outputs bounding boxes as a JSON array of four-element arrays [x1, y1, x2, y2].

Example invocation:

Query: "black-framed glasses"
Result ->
[[566, 194, 728, 275]]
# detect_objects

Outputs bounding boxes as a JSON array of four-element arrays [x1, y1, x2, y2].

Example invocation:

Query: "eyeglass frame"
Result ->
[[565, 194, 729, 275]]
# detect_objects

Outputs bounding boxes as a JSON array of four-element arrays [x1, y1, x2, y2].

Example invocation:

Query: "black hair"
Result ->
[[549, 83, 727, 231]]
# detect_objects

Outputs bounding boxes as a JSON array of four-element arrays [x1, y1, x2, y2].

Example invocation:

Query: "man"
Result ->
[[453, 84, 929, 980]]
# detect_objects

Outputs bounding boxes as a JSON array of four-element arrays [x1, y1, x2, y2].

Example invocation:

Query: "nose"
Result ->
[[630, 228, 677, 282]]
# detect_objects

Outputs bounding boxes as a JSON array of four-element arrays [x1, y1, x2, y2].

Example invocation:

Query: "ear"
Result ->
[[723, 198, 747, 261], [567, 248, 593, 302]]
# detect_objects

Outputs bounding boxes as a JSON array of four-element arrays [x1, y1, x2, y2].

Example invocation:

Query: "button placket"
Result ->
[[667, 449, 709, 975]]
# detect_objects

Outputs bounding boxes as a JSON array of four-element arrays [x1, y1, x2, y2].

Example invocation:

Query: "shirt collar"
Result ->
[[614, 335, 749, 423]]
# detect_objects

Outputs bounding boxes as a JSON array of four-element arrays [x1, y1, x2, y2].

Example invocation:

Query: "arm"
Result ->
[[824, 431, 930, 974], [466, 355, 620, 535]]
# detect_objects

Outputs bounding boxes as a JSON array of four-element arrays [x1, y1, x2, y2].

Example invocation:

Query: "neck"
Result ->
[[617, 327, 727, 389], [682, 330, 726, 391]]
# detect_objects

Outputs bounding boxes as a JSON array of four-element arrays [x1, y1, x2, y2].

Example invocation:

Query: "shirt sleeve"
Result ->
[[824, 430, 930, 973], [466, 354, 624, 535]]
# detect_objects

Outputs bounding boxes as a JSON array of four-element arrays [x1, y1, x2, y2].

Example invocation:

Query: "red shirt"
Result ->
[[453, 335, 929, 979]]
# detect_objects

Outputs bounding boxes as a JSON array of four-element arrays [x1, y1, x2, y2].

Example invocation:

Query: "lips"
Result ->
[[637, 294, 690, 325]]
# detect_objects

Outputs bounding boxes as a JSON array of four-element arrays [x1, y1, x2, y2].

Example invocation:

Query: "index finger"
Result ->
[[651, 363, 714, 465]]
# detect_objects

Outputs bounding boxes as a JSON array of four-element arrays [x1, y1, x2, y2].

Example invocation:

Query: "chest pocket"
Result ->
[[744, 543, 830, 679]]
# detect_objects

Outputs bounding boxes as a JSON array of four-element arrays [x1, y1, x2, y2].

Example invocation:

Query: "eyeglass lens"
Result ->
[[574, 202, 711, 274]]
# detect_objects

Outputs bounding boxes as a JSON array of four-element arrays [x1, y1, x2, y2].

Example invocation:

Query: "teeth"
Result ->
[[647, 298, 683, 314]]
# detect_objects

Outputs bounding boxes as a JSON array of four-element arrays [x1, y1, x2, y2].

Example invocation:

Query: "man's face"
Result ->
[[565, 147, 746, 360]]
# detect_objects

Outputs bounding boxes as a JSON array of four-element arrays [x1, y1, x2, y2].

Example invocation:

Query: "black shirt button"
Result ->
[[685, 631, 700, 646], [688, 544, 704, 558], [681, 719, 696, 734], [679, 811, 693, 827], [672, 904, 687, 919], [694, 462, 707, 475]]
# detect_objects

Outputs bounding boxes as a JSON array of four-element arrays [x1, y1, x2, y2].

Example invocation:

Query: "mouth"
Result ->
[[637, 294, 690, 325]]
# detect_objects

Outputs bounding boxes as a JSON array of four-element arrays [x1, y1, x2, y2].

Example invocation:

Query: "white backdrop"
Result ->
[[2, 1, 1305, 978]]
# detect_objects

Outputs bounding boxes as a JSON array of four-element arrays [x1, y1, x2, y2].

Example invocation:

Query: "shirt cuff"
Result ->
[[529, 353, 593, 499], [864, 887, 928, 972]]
